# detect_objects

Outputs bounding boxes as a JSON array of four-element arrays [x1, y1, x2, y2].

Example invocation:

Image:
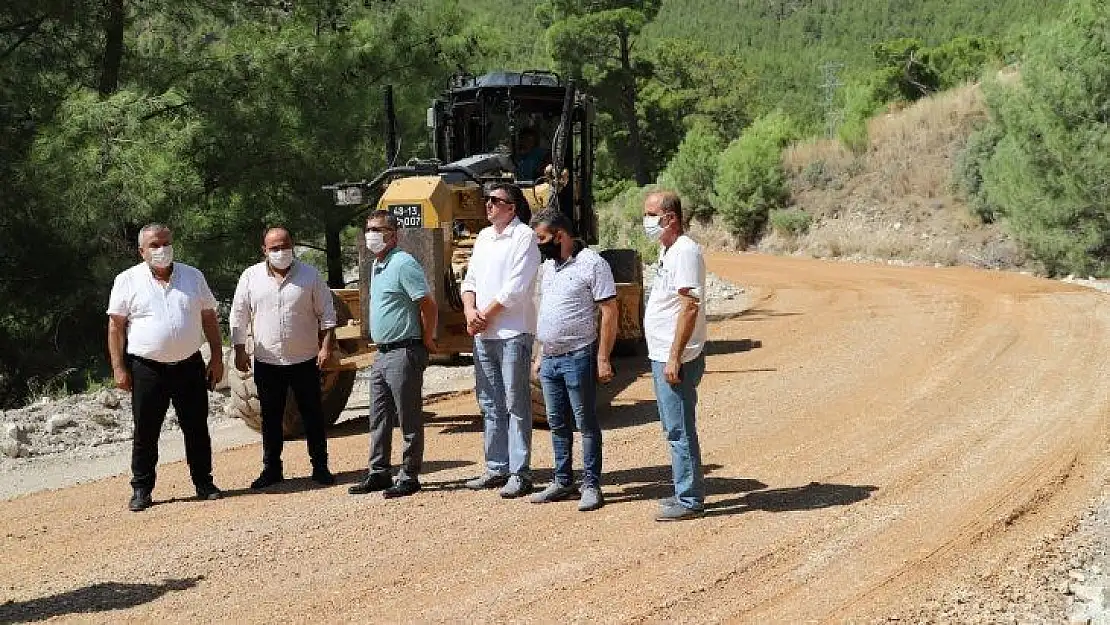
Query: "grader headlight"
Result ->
[[332, 185, 364, 206]]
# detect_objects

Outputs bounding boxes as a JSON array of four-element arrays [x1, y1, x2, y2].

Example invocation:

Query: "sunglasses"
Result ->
[[484, 196, 513, 206], [365, 226, 395, 233]]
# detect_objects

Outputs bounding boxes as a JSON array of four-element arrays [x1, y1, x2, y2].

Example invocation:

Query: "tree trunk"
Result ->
[[325, 219, 345, 289], [617, 28, 650, 186], [98, 0, 125, 97]]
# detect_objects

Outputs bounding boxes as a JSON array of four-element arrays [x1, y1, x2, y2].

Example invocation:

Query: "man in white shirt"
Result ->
[[107, 223, 225, 512], [642, 191, 709, 521], [229, 226, 338, 489], [461, 183, 541, 498]]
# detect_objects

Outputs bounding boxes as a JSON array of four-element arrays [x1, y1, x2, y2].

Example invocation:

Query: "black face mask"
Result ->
[[538, 235, 561, 261]]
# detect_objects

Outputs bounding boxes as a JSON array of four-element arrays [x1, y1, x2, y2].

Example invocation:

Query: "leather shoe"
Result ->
[[195, 484, 222, 500], [348, 473, 392, 495], [382, 480, 421, 499], [250, 471, 284, 490], [311, 467, 336, 486], [129, 489, 153, 512]]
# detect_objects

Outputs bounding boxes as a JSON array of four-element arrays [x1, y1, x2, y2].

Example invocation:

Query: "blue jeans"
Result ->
[[474, 334, 533, 478], [651, 354, 706, 510], [539, 344, 602, 488]]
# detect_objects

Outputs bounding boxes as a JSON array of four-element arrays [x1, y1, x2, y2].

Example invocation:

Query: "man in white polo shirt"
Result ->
[[642, 191, 709, 522], [461, 182, 541, 498], [107, 223, 225, 512], [230, 226, 338, 490]]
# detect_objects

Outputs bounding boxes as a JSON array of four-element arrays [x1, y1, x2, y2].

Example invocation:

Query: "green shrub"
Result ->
[[953, 124, 1004, 223], [924, 36, 1003, 88], [976, 0, 1110, 276], [710, 111, 797, 243], [837, 79, 885, 153], [657, 122, 724, 222], [769, 208, 813, 237], [597, 184, 661, 264]]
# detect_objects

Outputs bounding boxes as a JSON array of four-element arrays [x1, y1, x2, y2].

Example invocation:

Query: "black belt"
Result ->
[[377, 338, 423, 353]]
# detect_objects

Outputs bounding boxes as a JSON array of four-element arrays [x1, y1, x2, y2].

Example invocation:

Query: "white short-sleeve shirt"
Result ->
[[106, 262, 218, 363], [536, 245, 617, 356], [644, 235, 707, 363]]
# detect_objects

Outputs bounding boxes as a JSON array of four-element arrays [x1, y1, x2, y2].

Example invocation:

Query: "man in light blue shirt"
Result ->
[[348, 211, 438, 499]]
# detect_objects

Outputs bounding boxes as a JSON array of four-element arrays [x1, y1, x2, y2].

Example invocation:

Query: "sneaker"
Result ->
[[499, 475, 533, 499], [195, 484, 222, 501], [465, 472, 510, 490], [529, 482, 577, 504], [311, 467, 336, 486], [382, 480, 421, 499], [250, 471, 284, 490], [657, 496, 678, 507], [129, 488, 153, 512], [577, 485, 604, 512], [655, 503, 705, 522]]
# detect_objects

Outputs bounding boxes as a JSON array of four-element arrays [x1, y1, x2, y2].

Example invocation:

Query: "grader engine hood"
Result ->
[[378, 176, 453, 227]]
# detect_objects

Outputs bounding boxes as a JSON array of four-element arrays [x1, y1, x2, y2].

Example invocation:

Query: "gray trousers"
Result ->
[[369, 344, 428, 482]]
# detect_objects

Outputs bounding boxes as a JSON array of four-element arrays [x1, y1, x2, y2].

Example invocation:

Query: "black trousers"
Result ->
[[129, 352, 213, 491], [253, 358, 328, 472]]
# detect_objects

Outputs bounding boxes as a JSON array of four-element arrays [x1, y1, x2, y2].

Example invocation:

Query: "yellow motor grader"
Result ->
[[229, 70, 644, 438]]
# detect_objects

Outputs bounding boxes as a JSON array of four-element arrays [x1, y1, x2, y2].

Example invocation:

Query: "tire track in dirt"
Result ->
[[2, 254, 1109, 624]]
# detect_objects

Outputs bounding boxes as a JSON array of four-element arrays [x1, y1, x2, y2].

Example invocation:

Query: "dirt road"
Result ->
[[3, 254, 1109, 624]]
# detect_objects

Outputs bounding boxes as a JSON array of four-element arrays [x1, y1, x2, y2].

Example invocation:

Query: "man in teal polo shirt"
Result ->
[[349, 210, 438, 498]]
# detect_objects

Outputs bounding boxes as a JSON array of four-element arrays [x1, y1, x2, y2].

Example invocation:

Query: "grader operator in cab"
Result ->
[[229, 70, 645, 439]]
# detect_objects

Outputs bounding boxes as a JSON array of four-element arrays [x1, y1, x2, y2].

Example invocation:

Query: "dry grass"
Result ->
[[750, 81, 1034, 271], [687, 217, 741, 253], [784, 82, 987, 202], [783, 139, 854, 176], [866, 83, 986, 198]]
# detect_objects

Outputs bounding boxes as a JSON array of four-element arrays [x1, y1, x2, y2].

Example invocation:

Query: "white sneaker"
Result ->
[[529, 482, 577, 504], [578, 485, 604, 511], [499, 475, 534, 499]]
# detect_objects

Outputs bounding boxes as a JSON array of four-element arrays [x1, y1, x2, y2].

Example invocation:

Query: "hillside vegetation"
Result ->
[[766, 81, 1026, 270], [0, 0, 1101, 407]]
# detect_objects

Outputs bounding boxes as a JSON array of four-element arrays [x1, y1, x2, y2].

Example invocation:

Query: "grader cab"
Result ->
[[229, 71, 644, 438]]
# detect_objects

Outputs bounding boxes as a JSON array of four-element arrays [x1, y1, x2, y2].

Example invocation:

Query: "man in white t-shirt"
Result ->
[[642, 191, 708, 521], [106, 223, 225, 512]]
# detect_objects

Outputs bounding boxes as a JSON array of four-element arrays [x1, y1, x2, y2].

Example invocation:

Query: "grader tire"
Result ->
[[600, 248, 645, 357], [228, 291, 359, 440], [531, 377, 548, 427]]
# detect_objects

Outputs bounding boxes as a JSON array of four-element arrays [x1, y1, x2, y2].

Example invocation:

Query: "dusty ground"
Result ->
[[2, 253, 1109, 623]]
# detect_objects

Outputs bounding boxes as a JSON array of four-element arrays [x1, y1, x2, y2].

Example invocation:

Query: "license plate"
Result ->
[[388, 204, 423, 228]]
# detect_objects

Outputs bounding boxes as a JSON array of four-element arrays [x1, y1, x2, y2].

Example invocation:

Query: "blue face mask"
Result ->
[[643, 215, 663, 240]]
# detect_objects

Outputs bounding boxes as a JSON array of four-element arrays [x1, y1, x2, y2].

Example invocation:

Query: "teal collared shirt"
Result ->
[[369, 248, 428, 344]]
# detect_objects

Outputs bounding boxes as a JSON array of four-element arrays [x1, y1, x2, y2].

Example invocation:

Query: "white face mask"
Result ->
[[148, 245, 174, 269], [267, 249, 294, 270], [643, 215, 663, 240], [365, 231, 387, 254]]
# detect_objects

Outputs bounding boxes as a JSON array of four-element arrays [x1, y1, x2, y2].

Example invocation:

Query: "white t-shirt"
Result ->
[[106, 262, 218, 363], [460, 218, 541, 339], [644, 235, 707, 363]]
